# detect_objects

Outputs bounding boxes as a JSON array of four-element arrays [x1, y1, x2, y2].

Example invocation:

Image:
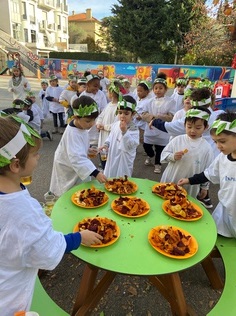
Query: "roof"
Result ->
[[68, 13, 100, 23]]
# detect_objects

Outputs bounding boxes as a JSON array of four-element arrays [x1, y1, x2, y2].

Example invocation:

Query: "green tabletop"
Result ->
[[52, 178, 217, 276]]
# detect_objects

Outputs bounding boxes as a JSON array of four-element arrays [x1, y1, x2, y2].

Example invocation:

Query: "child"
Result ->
[[172, 88, 194, 121], [101, 95, 139, 178], [49, 95, 107, 197], [59, 76, 78, 122], [24, 97, 52, 141], [97, 81, 121, 148], [70, 77, 87, 112], [141, 73, 176, 174], [38, 79, 50, 119], [45, 75, 64, 134], [122, 78, 137, 100], [0, 116, 103, 315], [171, 78, 188, 113], [161, 106, 214, 198], [8, 66, 31, 100], [133, 80, 151, 143], [178, 111, 236, 238], [80, 74, 108, 145], [2, 99, 32, 123]]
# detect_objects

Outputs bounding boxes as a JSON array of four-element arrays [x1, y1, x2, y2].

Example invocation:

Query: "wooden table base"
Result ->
[[73, 264, 197, 316]]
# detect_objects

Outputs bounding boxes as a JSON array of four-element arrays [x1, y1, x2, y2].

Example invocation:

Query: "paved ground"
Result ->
[[0, 75, 224, 316]]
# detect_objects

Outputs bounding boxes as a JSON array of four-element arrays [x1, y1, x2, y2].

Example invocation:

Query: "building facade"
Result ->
[[0, 0, 69, 58]]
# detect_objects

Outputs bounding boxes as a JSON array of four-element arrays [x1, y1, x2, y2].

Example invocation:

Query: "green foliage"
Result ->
[[68, 22, 86, 44], [49, 51, 110, 61], [109, 0, 197, 63]]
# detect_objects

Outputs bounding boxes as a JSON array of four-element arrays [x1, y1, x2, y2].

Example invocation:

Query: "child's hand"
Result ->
[[141, 112, 153, 123], [80, 229, 103, 246], [149, 120, 154, 129], [177, 178, 189, 186], [120, 121, 128, 133], [95, 172, 107, 184], [174, 151, 184, 161], [97, 124, 104, 130]]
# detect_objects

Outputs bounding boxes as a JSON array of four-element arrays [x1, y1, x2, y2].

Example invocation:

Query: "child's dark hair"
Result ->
[[156, 72, 167, 80], [210, 111, 236, 136], [138, 82, 150, 91], [83, 70, 91, 77], [185, 106, 211, 128], [191, 87, 211, 101], [72, 95, 99, 119], [153, 72, 168, 88]]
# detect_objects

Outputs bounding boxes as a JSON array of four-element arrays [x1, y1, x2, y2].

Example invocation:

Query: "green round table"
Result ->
[[52, 178, 218, 316]]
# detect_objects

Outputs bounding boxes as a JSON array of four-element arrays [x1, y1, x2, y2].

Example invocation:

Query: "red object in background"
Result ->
[[214, 82, 231, 98], [232, 54, 236, 69]]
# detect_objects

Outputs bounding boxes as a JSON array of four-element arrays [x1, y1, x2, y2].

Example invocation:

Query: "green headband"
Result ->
[[211, 119, 236, 135], [108, 82, 120, 95], [190, 97, 212, 107], [184, 89, 193, 99], [139, 80, 152, 90], [176, 78, 187, 86], [186, 109, 210, 121], [117, 95, 136, 111], [154, 78, 167, 87], [0, 116, 40, 167], [196, 79, 214, 90], [73, 103, 98, 117]]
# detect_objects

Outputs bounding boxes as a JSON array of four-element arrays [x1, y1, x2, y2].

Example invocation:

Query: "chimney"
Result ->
[[72, 10, 75, 15], [86, 8, 92, 20]]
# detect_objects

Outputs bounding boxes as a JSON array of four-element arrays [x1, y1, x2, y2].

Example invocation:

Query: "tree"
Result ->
[[68, 22, 86, 44], [183, 0, 236, 65], [109, 0, 198, 63]]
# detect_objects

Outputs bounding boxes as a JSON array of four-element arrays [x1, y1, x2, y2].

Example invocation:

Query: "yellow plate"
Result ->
[[111, 196, 150, 218], [104, 178, 138, 195], [73, 217, 120, 248], [148, 225, 198, 259], [152, 183, 187, 200], [162, 200, 203, 221], [71, 189, 109, 209]]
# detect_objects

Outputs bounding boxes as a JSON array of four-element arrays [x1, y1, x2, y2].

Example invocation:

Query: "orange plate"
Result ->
[[111, 196, 150, 218], [71, 190, 109, 209], [152, 183, 187, 199], [162, 200, 203, 221], [104, 179, 138, 195], [73, 217, 120, 248], [148, 225, 198, 259]]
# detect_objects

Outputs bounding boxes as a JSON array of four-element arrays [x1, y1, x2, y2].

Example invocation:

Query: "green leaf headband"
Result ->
[[108, 82, 120, 95], [139, 80, 152, 90], [196, 79, 214, 90], [0, 117, 40, 167], [184, 89, 193, 99], [186, 109, 210, 121], [211, 119, 236, 135], [176, 78, 187, 86], [117, 96, 136, 112], [154, 78, 167, 87], [73, 103, 98, 117], [190, 97, 212, 107]]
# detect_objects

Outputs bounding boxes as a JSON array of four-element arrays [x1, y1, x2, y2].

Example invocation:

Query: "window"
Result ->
[[29, 4, 35, 24], [22, 2, 27, 19], [12, 23, 20, 40], [31, 30, 36, 43], [12, 1, 20, 13], [24, 28, 28, 42], [43, 35, 49, 46]]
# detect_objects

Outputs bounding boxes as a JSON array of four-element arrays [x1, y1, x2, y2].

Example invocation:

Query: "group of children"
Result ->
[[1, 68, 236, 314]]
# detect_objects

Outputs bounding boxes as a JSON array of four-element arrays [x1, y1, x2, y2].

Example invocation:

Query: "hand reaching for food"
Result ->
[[177, 178, 189, 186], [80, 229, 103, 246], [96, 172, 107, 184]]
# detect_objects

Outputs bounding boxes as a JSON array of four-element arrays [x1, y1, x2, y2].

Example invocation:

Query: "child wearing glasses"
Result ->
[[100, 95, 139, 178], [0, 115, 103, 316]]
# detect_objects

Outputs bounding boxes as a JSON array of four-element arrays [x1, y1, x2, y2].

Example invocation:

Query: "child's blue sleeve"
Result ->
[[151, 118, 167, 132], [64, 232, 82, 253]]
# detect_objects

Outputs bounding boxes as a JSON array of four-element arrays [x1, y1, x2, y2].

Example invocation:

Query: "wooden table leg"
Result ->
[[201, 255, 224, 290], [71, 264, 99, 315], [72, 264, 116, 316], [149, 273, 196, 316]]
